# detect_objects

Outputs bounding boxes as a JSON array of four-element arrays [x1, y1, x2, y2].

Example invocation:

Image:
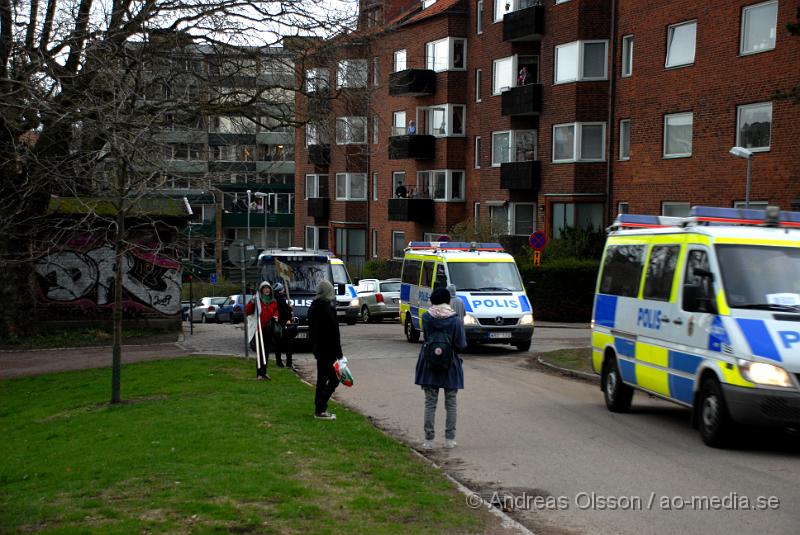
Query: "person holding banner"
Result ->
[[245, 281, 279, 380]]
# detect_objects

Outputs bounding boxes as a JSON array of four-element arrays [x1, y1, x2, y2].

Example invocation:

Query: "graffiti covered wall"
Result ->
[[34, 236, 181, 320]]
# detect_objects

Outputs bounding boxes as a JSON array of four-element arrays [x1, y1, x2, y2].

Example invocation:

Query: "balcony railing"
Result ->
[[503, 5, 545, 42], [501, 83, 543, 116], [388, 198, 435, 223], [500, 160, 541, 190], [221, 212, 295, 228], [388, 135, 435, 160], [388, 69, 437, 97], [307, 144, 330, 166], [307, 197, 329, 219]]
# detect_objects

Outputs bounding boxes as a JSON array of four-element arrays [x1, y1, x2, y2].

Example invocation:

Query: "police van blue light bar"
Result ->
[[689, 206, 800, 227], [407, 242, 505, 251], [611, 214, 683, 229]]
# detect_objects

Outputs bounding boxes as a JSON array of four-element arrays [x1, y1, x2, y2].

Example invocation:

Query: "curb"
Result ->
[[0, 342, 182, 354], [536, 355, 599, 383], [534, 323, 590, 330]]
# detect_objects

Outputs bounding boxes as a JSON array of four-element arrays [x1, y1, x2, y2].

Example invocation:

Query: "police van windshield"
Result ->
[[261, 258, 329, 294], [716, 245, 800, 310], [448, 262, 523, 292]]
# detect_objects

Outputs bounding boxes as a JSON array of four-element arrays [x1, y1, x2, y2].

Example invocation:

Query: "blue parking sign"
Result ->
[[210, 274, 217, 285]]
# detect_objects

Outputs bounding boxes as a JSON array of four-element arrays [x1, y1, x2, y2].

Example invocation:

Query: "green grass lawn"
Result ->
[[0, 327, 179, 350], [0, 358, 487, 534], [538, 348, 594, 374]]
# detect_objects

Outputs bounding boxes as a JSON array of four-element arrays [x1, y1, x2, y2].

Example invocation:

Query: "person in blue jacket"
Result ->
[[414, 287, 467, 450]]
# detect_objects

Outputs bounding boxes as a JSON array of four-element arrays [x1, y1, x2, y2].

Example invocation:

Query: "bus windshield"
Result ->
[[261, 258, 330, 294], [716, 245, 800, 310], [447, 261, 524, 292]]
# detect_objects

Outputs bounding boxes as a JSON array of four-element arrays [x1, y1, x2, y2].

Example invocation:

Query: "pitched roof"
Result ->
[[402, 0, 464, 26]]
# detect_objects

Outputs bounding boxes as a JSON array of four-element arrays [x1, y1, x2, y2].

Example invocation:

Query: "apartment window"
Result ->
[[737, 102, 772, 151], [489, 204, 509, 234], [665, 21, 697, 68], [475, 136, 482, 168], [662, 202, 690, 217], [477, 0, 484, 34], [305, 226, 329, 251], [306, 123, 328, 146], [555, 41, 608, 83], [425, 37, 467, 72], [392, 111, 407, 136], [392, 171, 406, 198], [741, 1, 778, 55], [734, 200, 769, 209], [335, 229, 366, 270], [619, 119, 631, 160], [552, 122, 606, 163], [335, 116, 367, 144], [474, 202, 481, 225], [493, 56, 514, 94], [337, 59, 368, 88], [373, 172, 379, 201], [511, 203, 535, 236], [495, 0, 532, 21], [492, 130, 537, 165], [373, 57, 380, 86], [423, 104, 465, 136], [305, 174, 329, 198], [417, 170, 465, 201], [663, 112, 693, 158], [618, 202, 629, 215], [372, 229, 378, 258], [392, 231, 406, 259], [335, 173, 368, 200], [373, 116, 379, 144], [394, 49, 407, 72], [305, 68, 330, 93], [552, 203, 604, 237], [621, 35, 634, 77], [475, 69, 482, 101]]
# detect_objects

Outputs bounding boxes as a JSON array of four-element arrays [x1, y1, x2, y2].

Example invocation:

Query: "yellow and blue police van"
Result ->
[[400, 242, 534, 351], [592, 206, 800, 446]]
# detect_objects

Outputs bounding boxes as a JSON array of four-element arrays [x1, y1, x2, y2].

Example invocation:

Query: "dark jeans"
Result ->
[[314, 357, 339, 414], [274, 339, 293, 366]]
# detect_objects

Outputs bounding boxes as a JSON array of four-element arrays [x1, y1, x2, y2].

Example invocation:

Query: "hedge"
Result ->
[[181, 280, 241, 301], [520, 259, 600, 323], [361, 259, 403, 281]]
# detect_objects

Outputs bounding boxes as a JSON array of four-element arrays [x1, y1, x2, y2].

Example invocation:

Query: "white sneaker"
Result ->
[[444, 439, 457, 449], [421, 440, 434, 450], [314, 412, 336, 420]]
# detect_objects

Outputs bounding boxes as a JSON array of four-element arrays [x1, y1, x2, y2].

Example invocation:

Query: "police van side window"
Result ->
[[643, 245, 680, 301], [434, 263, 448, 289], [599, 244, 647, 297], [401, 260, 421, 285], [421, 261, 435, 289], [682, 249, 716, 313]]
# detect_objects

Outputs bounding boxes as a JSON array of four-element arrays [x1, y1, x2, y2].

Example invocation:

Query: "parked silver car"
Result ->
[[356, 278, 401, 323], [190, 297, 227, 323]]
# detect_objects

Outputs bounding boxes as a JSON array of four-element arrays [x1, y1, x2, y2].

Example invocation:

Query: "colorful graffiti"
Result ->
[[34, 240, 181, 316]]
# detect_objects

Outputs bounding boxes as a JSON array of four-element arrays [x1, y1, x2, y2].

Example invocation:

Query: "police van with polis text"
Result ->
[[258, 248, 359, 342], [593, 206, 800, 446], [400, 242, 533, 351]]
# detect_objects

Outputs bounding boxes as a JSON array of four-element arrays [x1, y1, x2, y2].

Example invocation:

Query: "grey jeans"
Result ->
[[423, 387, 457, 440]]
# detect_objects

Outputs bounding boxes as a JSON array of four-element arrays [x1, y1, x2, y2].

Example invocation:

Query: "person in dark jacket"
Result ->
[[308, 280, 343, 420], [414, 287, 467, 450], [272, 282, 294, 369]]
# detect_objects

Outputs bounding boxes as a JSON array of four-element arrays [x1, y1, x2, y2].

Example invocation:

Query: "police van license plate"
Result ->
[[489, 332, 512, 339], [296, 332, 308, 339]]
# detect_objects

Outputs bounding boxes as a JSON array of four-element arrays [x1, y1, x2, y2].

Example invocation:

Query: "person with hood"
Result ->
[[245, 281, 279, 380], [447, 284, 466, 320], [414, 287, 467, 450], [307, 280, 343, 420], [272, 282, 294, 369]]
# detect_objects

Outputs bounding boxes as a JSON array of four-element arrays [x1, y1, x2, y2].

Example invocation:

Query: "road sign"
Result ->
[[228, 239, 258, 267], [529, 231, 547, 251], [210, 273, 217, 285]]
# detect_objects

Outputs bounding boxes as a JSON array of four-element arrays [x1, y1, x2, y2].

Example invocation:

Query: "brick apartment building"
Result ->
[[295, 0, 800, 268]]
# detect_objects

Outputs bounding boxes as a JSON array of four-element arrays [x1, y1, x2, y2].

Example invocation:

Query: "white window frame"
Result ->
[[554, 40, 609, 84], [619, 119, 631, 161], [475, 136, 481, 169], [665, 20, 697, 68], [621, 35, 634, 77], [305, 123, 328, 146], [336, 59, 368, 88], [392, 231, 406, 259], [736, 102, 772, 152], [494, 0, 533, 22], [305, 68, 330, 93], [510, 202, 536, 236], [335, 173, 368, 201], [392, 171, 406, 198], [477, 0, 484, 34], [491, 130, 537, 166], [493, 55, 516, 95], [335, 116, 367, 145], [305, 174, 328, 199], [552, 122, 606, 163], [663, 112, 693, 158], [740, 1, 778, 56], [306, 226, 328, 251], [475, 68, 482, 102], [421, 104, 466, 137], [393, 49, 407, 72], [425, 37, 467, 72], [416, 169, 466, 201], [618, 201, 629, 215], [392, 111, 407, 136]]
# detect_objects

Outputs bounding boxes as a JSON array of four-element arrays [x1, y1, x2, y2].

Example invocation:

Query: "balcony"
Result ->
[[388, 135, 435, 160], [307, 144, 330, 166], [388, 198, 435, 223], [501, 84, 543, 116], [500, 160, 541, 190], [307, 197, 329, 219], [388, 69, 437, 97], [503, 5, 545, 42], [222, 212, 295, 228]]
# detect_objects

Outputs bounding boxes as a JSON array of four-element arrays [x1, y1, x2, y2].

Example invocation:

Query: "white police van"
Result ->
[[400, 242, 534, 351], [593, 206, 800, 446]]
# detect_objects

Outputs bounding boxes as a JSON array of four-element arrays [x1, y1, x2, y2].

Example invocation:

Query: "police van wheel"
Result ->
[[405, 316, 420, 343], [698, 377, 734, 447], [514, 340, 531, 352], [603, 358, 633, 413]]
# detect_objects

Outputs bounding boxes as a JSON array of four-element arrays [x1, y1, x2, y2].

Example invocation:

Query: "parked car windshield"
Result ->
[[716, 245, 800, 309], [380, 281, 401, 293], [447, 261, 524, 292], [261, 259, 330, 294]]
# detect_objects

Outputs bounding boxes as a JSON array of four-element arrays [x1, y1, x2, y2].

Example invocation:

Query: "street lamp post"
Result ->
[[254, 192, 269, 251], [246, 189, 252, 240], [729, 146, 754, 209]]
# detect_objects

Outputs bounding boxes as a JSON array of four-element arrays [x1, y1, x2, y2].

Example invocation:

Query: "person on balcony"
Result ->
[[395, 183, 407, 198], [407, 120, 417, 135], [517, 66, 531, 86]]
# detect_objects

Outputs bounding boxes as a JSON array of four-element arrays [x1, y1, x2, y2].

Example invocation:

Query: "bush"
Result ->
[[361, 259, 403, 280], [542, 226, 605, 263], [520, 258, 599, 322]]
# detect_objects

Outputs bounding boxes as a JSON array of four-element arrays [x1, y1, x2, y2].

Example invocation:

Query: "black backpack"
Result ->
[[423, 328, 454, 371]]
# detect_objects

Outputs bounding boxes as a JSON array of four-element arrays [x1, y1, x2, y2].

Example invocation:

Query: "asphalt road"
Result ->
[[181, 320, 800, 535]]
